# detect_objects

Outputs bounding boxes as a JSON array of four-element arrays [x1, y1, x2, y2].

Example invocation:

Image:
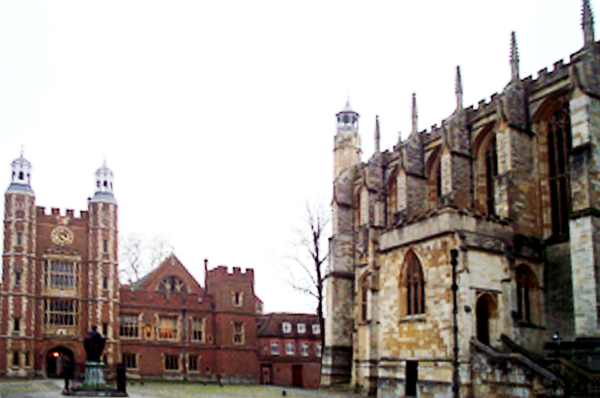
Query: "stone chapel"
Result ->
[[322, 1, 600, 396]]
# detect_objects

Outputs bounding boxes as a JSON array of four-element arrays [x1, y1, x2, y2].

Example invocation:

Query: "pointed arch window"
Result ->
[[402, 251, 425, 316], [515, 265, 538, 323], [484, 134, 498, 216], [547, 102, 572, 238]]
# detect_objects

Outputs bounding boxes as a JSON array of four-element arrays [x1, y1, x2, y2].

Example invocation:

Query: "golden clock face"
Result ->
[[51, 226, 74, 246]]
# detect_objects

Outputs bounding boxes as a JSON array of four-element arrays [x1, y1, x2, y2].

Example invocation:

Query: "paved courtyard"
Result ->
[[0, 379, 363, 398]]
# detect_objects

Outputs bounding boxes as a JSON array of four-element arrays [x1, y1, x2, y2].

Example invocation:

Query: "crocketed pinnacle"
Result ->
[[374, 115, 380, 153], [583, 0, 595, 47], [510, 31, 520, 82], [411, 93, 418, 135], [455, 66, 463, 110]]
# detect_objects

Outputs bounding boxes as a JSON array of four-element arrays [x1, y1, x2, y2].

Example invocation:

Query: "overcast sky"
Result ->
[[0, 1, 596, 313]]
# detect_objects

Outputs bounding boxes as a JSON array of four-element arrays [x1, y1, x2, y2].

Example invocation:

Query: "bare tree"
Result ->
[[286, 200, 330, 344], [119, 233, 173, 284]]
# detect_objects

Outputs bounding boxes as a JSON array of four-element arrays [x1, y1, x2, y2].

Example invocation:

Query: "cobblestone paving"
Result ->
[[0, 379, 362, 398]]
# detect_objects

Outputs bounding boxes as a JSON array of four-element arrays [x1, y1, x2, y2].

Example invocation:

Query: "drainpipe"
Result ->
[[450, 248, 459, 398]]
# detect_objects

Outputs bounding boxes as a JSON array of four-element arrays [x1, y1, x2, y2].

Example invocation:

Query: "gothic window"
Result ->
[[157, 276, 187, 294], [426, 150, 442, 210], [484, 134, 498, 216], [119, 314, 139, 338], [44, 299, 78, 326], [387, 176, 397, 226], [158, 315, 178, 340], [360, 276, 369, 322], [402, 251, 425, 316], [547, 102, 572, 238], [515, 265, 538, 323]]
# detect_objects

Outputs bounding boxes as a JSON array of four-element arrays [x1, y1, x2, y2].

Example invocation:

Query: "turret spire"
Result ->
[[455, 66, 463, 110], [583, 0, 595, 47], [6, 151, 33, 195], [411, 93, 418, 135], [510, 31, 520, 82], [374, 115, 380, 153], [91, 160, 116, 203]]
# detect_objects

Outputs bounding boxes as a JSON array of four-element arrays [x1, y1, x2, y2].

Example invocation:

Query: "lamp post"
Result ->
[[552, 331, 562, 358]]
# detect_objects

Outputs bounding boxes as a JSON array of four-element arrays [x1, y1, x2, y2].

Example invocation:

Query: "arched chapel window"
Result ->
[[403, 251, 425, 316], [484, 135, 498, 216], [515, 265, 538, 323], [547, 102, 572, 238]]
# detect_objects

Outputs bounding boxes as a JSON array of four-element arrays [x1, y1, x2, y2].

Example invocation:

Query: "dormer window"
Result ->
[[312, 324, 321, 334], [297, 323, 306, 334], [282, 322, 292, 333]]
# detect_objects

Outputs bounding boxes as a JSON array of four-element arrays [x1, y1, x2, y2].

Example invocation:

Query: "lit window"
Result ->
[[119, 314, 139, 338], [271, 341, 279, 355], [286, 341, 295, 355], [158, 316, 178, 340], [282, 322, 291, 333], [297, 323, 306, 333], [301, 342, 309, 357], [164, 354, 179, 371], [312, 324, 320, 335]]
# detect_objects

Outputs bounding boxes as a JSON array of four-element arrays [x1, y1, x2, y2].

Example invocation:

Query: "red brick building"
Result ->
[[0, 154, 261, 383], [257, 313, 322, 389]]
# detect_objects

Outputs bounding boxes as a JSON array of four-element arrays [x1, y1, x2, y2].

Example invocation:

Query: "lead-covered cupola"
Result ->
[[6, 152, 33, 196], [91, 160, 116, 203]]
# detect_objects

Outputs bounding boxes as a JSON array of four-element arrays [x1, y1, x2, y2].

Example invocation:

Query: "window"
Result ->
[[119, 314, 139, 338], [24, 352, 29, 367], [312, 324, 320, 335], [484, 134, 498, 216], [102, 323, 108, 336], [15, 272, 21, 286], [516, 265, 538, 323], [158, 316, 178, 340], [282, 322, 291, 333], [191, 318, 205, 343], [103, 239, 108, 254], [145, 325, 152, 339], [297, 323, 306, 334], [17, 233, 22, 246], [301, 342, 309, 357], [12, 352, 19, 367], [271, 341, 280, 355], [360, 277, 369, 322], [188, 355, 198, 372], [164, 354, 179, 371], [233, 322, 244, 345], [47, 260, 75, 288], [403, 251, 425, 316], [158, 276, 187, 294], [103, 277, 108, 290], [122, 353, 137, 369], [13, 318, 19, 333], [547, 102, 572, 238], [316, 343, 322, 358], [232, 291, 243, 307], [387, 176, 397, 226], [44, 299, 77, 326], [286, 341, 295, 355]]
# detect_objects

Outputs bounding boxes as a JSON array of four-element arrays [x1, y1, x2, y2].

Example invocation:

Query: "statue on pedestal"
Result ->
[[84, 325, 106, 363]]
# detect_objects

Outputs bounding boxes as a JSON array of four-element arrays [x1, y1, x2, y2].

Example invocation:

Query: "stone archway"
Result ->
[[46, 347, 74, 378]]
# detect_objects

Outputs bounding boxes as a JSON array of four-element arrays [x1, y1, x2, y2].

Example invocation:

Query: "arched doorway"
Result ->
[[476, 294, 495, 345], [46, 347, 74, 378]]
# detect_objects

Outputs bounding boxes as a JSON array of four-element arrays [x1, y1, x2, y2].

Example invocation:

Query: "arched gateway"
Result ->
[[46, 347, 74, 378]]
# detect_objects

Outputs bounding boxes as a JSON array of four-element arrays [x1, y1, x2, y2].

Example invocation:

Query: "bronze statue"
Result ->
[[84, 325, 106, 363]]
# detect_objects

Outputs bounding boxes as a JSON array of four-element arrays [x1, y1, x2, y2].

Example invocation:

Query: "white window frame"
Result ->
[[282, 322, 292, 333]]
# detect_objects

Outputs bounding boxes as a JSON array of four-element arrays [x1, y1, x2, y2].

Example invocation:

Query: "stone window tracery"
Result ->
[[401, 251, 425, 317], [547, 102, 572, 238]]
